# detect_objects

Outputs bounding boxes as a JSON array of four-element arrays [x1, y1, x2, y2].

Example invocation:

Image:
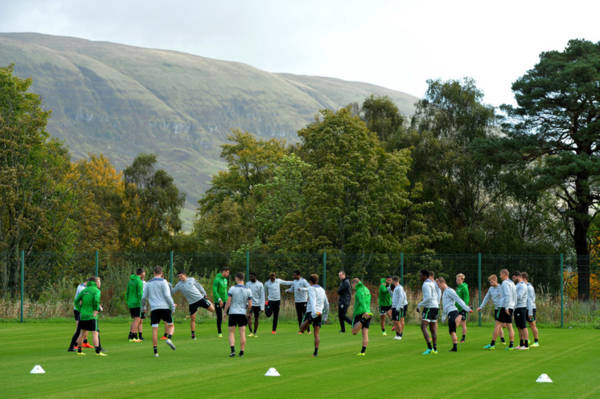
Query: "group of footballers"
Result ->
[[67, 264, 539, 358]]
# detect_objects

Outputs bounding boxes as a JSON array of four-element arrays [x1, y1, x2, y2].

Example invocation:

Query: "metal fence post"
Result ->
[[245, 250, 250, 282], [20, 250, 24, 323], [322, 251, 327, 290], [95, 249, 99, 276], [478, 252, 482, 327], [400, 252, 404, 286], [560, 253, 564, 328], [170, 250, 174, 285]]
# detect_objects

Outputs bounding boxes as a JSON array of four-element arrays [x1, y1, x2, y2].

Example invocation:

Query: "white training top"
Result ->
[[73, 283, 86, 310], [306, 285, 329, 319], [391, 284, 408, 310], [480, 285, 502, 309], [246, 280, 265, 310], [515, 281, 528, 308], [288, 278, 310, 303], [418, 279, 439, 309], [500, 279, 517, 309], [441, 287, 471, 319], [142, 277, 175, 311], [264, 278, 292, 301], [526, 282, 536, 316]]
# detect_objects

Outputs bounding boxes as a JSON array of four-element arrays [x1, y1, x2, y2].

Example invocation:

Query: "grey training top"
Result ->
[[227, 285, 252, 315], [526, 282, 536, 316], [142, 277, 175, 311], [246, 280, 265, 310], [418, 279, 439, 309], [391, 284, 408, 310], [500, 279, 517, 309], [441, 287, 471, 318], [288, 278, 310, 303], [173, 277, 207, 304], [480, 285, 502, 309], [264, 278, 292, 301], [515, 281, 528, 308]]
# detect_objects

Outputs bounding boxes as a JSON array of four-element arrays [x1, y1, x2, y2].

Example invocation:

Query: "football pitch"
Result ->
[[1, 319, 599, 399]]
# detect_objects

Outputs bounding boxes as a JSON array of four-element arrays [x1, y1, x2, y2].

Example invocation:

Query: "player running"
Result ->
[[299, 274, 329, 357], [522, 272, 540, 347], [246, 272, 265, 337], [288, 271, 311, 334], [455, 273, 469, 343], [477, 274, 505, 344], [351, 278, 372, 356], [390, 276, 407, 340], [378, 277, 393, 336], [174, 271, 215, 340], [263, 272, 292, 334], [223, 272, 252, 357], [142, 266, 176, 357], [68, 280, 94, 352], [337, 271, 353, 333], [213, 267, 230, 338], [416, 269, 440, 355], [437, 277, 473, 352], [512, 271, 529, 350], [74, 276, 107, 357], [126, 268, 144, 343]]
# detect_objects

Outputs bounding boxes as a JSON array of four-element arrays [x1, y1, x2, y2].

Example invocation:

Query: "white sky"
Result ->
[[1, 0, 599, 106]]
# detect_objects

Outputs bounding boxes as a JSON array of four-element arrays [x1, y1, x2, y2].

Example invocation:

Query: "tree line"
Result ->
[[1, 39, 599, 299]]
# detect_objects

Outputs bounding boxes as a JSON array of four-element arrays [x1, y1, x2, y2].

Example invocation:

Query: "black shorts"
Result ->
[[141, 311, 146, 319], [150, 309, 173, 327], [189, 298, 212, 315], [392, 305, 408, 321], [251, 306, 261, 318], [353, 314, 371, 329], [527, 308, 537, 322], [514, 307, 527, 329], [74, 309, 80, 321], [493, 309, 501, 322], [303, 312, 322, 328], [459, 309, 468, 321], [447, 310, 459, 334], [422, 307, 439, 322], [79, 319, 98, 332], [228, 314, 248, 327], [498, 308, 513, 324], [379, 305, 392, 315], [129, 307, 141, 318]]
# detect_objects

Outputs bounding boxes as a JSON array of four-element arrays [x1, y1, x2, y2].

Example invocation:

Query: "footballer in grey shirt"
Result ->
[[224, 272, 253, 357]]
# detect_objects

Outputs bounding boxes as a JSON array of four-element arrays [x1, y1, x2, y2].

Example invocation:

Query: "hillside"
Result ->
[[0, 32, 418, 228]]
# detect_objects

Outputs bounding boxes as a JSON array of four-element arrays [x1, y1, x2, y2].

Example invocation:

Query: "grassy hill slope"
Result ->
[[0, 32, 418, 228]]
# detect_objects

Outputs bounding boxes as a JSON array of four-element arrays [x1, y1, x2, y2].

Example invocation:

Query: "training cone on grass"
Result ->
[[536, 373, 552, 383], [30, 365, 45, 374], [264, 368, 280, 377]]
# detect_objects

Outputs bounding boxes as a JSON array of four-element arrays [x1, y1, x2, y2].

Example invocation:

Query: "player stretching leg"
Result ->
[[174, 271, 215, 340], [224, 272, 252, 357], [522, 272, 539, 347], [246, 273, 265, 337], [390, 276, 407, 340], [351, 278, 372, 356], [299, 274, 329, 356], [417, 269, 440, 355], [437, 277, 473, 352], [143, 266, 176, 357]]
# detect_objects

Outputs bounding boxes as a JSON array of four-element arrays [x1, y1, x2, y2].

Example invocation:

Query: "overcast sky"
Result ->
[[1, 0, 599, 106]]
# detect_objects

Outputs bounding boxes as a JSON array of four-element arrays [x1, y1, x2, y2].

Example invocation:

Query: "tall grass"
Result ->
[[1, 273, 598, 328]]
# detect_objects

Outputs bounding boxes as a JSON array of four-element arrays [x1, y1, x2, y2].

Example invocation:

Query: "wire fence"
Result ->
[[1, 250, 598, 327]]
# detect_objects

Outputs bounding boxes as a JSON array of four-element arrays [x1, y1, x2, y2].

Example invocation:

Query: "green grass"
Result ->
[[1, 319, 599, 399]]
